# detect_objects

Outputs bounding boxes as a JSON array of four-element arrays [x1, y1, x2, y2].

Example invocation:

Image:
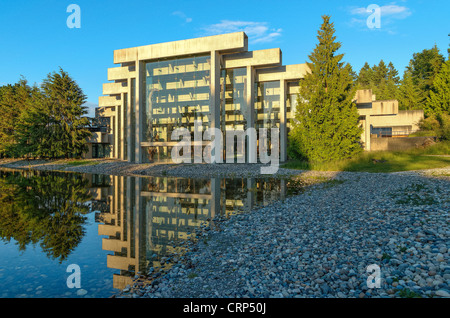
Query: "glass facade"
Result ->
[[220, 67, 248, 131], [143, 55, 211, 162], [286, 81, 299, 133], [220, 67, 248, 161], [255, 81, 280, 130]]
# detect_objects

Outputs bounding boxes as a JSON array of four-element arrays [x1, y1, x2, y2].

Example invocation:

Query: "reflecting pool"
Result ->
[[0, 168, 303, 298]]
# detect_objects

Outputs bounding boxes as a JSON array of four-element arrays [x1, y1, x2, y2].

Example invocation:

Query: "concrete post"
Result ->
[[209, 51, 222, 163], [120, 93, 125, 160], [280, 80, 287, 162], [114, 112, 119, 158], [210, 178, 221, 220], [127, 79, 132, 162], [365, 115, 371, 151], [135, 61, 144, 163], [246, 66, 257, 163]]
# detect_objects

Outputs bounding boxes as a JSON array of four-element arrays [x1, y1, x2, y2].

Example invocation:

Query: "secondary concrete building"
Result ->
[[96, 33, 425, 162], [354, 89, 424, 151]]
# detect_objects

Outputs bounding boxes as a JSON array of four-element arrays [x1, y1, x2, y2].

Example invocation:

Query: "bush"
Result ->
[[419, 113, 450, 141]]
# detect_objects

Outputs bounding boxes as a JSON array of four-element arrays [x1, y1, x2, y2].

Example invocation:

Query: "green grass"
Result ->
[[391, 183, 438, 206], [54, 159, 102, 167], [398, 288, 422, 298], [282, 141, 450, 173]]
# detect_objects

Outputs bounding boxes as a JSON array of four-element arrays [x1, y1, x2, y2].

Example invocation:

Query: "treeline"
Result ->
[[355, 43, 450, 141], [356, 45, 447, 112], [0, 68, 92, 159]]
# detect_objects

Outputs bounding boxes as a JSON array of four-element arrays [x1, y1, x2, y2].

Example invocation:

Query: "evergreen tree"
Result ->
[[408, 45, 445, 93], [425, 59, 450, 116], [356, 62, 374, 89], [15, 69, 91, 158], [385, 61, 400, 100], [397, 63, 425, 110], [41, 68, 91, 158], [288, 15, 363, 162], [357, 60, 399, 100], [0, 78, 37, 157]]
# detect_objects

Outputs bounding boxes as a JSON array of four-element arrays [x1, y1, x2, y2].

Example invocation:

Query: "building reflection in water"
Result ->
[[90, 174, 287, 291]]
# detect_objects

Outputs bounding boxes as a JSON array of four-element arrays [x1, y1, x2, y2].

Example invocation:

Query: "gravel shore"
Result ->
[[115, 168, 450, 299], [0, 159, 299, 178]]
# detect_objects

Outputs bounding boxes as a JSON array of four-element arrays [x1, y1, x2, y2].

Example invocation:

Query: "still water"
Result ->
[[0, 169, 302, 298]]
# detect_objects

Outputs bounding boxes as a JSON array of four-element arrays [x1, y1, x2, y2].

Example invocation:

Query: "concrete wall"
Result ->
[[370, 110, 423, 129], [370, 136, 435, 152]]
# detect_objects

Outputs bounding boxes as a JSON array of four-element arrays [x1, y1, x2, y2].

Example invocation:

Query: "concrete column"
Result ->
[[135, 177, 143, 272], [246, 66, 257, 163], [246, 178, 255, 211], [135, 61, 144, 163], [365, 115, 371, 151], [114, 111, 119, 158], [209, 51, 222, 163], [127, 79, 132, 162], [210, 178, 221, 220], [120, 93, 125, 160], [280, 80, 287, 162]]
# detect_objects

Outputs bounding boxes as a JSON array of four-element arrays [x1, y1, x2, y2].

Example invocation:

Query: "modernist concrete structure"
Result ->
[[354, 89, 424, 151], [97, 32, 309, 163], [96, 33, 425, 162]]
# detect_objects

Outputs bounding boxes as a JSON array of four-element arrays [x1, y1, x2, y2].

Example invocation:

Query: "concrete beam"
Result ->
[[99, 96, 121, 107], [103, 82, 128, 95], [223, 48, 282, 69], [114, 32, 248, 64], [256, 64, 310, 82], [108, 66, 136, 81]]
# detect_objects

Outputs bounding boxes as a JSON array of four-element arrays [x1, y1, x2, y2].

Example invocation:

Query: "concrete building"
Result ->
[[354, 89, 424, 151], [96, 33, 425, 162], [97, 32, 309, 163]]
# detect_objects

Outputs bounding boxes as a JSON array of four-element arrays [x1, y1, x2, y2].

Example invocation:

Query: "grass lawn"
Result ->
[[53, 159, 102, 166], [282, 141, 450, 173]]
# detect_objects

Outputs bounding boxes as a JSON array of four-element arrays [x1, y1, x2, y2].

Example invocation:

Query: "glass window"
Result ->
[[144, 54, 211, 147], [255, 81, 280, 130]]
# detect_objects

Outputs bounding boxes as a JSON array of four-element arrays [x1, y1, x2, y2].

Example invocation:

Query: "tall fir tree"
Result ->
[[356, 62, 374, 89], [397, 63, 425, 110], [408, 45, 445, 93], [425, 59, 450, 116], [288, 15, 363, 162], [385, 61, 400, 100]]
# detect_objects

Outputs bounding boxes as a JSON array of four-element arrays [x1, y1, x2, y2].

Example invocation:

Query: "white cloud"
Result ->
[[172, 11, 192, 23], [348, 3, 411, 33], [201, 20, 282, 44], [350, 4, 411, 19]]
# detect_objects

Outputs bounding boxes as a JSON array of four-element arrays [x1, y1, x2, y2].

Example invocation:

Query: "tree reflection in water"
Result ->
[[0, 169, 91, 263]]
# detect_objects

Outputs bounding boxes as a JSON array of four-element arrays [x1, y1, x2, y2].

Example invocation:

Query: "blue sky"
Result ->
[[0, 0, 448, 117]]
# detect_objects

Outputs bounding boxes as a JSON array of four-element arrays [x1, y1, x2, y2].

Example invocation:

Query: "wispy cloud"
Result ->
[[350, 4, 411, 19], [201, 20, 282, 44], [172, 11, 192, 23], [348, 3, 412, 34]]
